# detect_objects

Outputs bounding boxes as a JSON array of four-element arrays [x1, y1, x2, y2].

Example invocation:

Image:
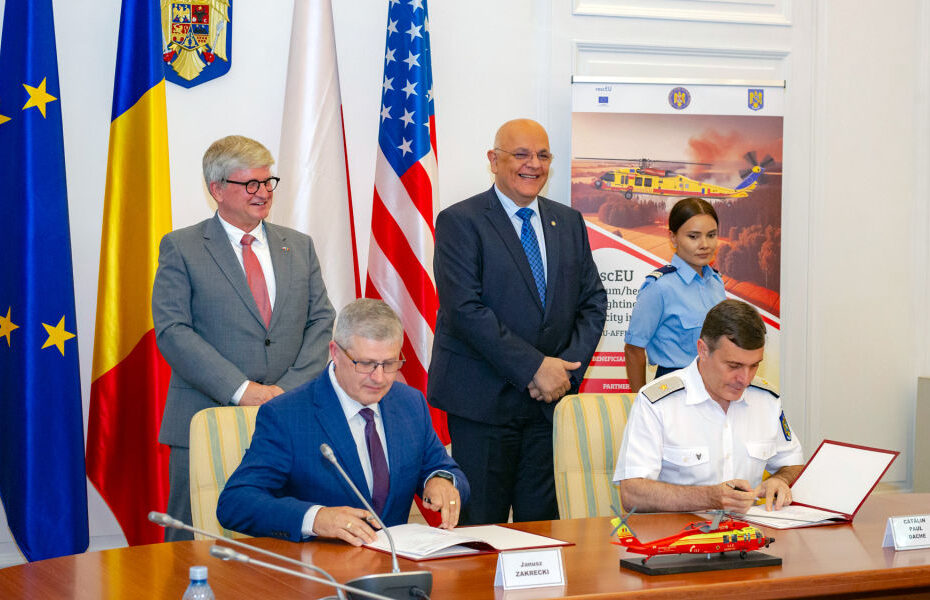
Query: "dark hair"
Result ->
[[668, 197, 719, 233], [700, 299, 766, 352]]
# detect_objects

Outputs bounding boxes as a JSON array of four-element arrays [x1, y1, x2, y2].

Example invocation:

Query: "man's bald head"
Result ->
[[493, 119, 548, 148], [487, 119, 552, 207]]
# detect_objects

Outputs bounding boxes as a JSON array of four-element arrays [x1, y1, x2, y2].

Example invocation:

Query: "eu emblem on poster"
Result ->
[[161, 0, 232, 88]]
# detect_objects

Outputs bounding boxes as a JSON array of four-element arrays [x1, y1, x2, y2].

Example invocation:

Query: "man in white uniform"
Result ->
[[613, 299, 803, 514]]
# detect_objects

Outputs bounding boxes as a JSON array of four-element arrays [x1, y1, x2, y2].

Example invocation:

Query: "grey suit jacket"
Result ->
[[152, 213, 335, 447]]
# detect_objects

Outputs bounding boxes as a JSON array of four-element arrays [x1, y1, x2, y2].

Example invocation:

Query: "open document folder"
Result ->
[[742, 439, 899, 529], [363, 523, 572, 561]]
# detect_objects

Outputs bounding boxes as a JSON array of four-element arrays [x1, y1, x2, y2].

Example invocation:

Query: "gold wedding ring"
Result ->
[[346, 522, 353, 530], [449, 500, 456, 506]]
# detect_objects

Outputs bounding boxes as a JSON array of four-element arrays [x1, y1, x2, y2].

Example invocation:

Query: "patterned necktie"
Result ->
[[359, 407, 390, 515], [515, 207, 546, 307], [240, 234, 272, 327]]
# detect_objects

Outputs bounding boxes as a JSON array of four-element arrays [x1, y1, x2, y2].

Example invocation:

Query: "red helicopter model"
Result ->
[[610, 506, 774, 564]]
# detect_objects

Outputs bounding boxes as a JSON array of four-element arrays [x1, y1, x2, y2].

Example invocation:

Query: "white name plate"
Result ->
[[494, 548, 564, 590], [882, 514, 930, 551]]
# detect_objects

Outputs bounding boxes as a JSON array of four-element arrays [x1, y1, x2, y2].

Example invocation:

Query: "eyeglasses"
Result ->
[[224, 176, 281, 194], [336, 342, 406, 375], [494, 148, 553, 163]]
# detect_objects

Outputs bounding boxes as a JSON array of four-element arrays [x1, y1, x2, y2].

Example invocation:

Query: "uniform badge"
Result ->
[[748, 88, 764, 111], [161, 0, 232, 88], [668, 87, 691, 110], [779, 410, 792, 441]]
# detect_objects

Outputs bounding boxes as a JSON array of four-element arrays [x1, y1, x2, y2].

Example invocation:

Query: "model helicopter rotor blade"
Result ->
[[759, 154, 775, 169], [609, 504, 638, 538], [744, 150, 758, 166], [698, 509, 726, 533]]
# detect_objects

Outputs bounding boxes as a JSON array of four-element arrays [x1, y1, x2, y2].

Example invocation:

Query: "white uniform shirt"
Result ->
[[613, 358, 803, 488]]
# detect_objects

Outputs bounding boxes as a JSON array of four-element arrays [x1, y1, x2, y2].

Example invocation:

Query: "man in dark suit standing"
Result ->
[[218, 299, 467, 543], [428, 119, 607, 524], [153, 135, 335, 540]]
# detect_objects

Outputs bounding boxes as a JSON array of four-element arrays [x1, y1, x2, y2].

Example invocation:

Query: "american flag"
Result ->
[[365, 0, 446, 442]]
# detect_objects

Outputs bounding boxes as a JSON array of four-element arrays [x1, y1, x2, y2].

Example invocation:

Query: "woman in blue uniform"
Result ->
[[624, 197, 726, 393]]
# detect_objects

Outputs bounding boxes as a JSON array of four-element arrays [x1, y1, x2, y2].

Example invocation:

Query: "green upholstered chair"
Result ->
[[552, 393, 634, 518], [188, 405, 260, 540]]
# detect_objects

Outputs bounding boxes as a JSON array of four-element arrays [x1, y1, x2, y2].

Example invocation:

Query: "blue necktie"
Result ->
[[516, 207, 546, 307]]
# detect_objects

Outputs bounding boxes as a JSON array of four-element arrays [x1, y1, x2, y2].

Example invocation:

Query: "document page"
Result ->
[[743, 504, 847, 529], [790, 441, 898, 516], [365, 524, 486, 560], [364, 523, 570, 560], [453, 525, 570, 551]]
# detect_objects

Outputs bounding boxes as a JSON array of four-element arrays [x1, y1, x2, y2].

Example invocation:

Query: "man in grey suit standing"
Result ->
[[153, 135, 335, 540]]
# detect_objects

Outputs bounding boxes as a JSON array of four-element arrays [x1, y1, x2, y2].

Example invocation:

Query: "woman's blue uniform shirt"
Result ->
[[625, 253, 726, 368]]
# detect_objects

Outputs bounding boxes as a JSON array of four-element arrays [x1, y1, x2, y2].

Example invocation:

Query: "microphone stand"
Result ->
[[210, 545, 400, 600], [320, 443, 433, 600], [148, 511, 346, 600]]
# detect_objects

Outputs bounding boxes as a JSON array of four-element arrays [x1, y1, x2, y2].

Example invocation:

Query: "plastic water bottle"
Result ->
[[182, 565, 216, 600]]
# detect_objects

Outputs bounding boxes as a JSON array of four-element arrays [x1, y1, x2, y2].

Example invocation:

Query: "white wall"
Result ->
[[1, 0, 927, 565]]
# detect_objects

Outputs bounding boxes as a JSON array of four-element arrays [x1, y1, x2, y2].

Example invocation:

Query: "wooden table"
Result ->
[[2, 493, 929, 599]]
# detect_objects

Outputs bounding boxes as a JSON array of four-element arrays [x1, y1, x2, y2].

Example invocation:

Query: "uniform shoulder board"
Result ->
[[749, 377, 779, 398], [640, 376, 684, 404], [645, 264, 677, 281]]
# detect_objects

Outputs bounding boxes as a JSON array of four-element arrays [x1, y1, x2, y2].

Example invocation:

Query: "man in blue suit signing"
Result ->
[[218, 299, 468, 545]]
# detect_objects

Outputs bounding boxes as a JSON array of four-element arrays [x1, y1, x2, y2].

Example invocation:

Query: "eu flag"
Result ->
[[0, 0, 90, 561]]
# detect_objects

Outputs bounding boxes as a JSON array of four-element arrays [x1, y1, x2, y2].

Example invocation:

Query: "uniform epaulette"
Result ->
[[645, 264, 677, 281], [749, 376, 779, 398], [640, 376, 684, 404]]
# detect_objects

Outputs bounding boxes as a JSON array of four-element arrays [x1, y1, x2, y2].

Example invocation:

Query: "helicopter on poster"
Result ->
[[580, 152, 776, 200]]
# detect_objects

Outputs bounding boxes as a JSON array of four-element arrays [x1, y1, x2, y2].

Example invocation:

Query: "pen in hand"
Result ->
[[726, 481, 750, 492]]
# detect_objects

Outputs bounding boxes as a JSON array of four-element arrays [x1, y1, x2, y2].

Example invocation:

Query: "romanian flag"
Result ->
[[0, 0, 89, 561], [85, 0, 173, 545]]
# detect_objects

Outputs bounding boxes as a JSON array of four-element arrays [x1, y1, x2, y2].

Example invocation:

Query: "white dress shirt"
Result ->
[[301, 363, 390, 536], [494, 185, 548, 280], [217, 215, 278, 404]]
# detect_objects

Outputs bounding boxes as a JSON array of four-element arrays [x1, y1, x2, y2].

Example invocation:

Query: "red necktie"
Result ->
[[240, 234, 272, 327]]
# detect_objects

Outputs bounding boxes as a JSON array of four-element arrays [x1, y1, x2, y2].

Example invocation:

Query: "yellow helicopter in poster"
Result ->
[[582, 152, 774, 200]]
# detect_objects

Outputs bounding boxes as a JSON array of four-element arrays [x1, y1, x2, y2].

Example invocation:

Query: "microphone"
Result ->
[[210, 545, 397, 600], [148, 511, 345, 600], [320, 443, 433, 600]]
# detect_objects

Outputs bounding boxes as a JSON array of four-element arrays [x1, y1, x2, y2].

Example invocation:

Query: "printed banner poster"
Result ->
[[571, 82, 784, 393]]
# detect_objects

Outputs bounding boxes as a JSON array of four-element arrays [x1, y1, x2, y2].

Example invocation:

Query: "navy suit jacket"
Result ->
[[217, 369, 468, 541], [427, 186, 607, 425]]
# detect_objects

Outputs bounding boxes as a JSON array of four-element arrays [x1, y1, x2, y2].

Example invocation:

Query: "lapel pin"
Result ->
[[550, 220, 556, 226], [281, 246, 289, 253]]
